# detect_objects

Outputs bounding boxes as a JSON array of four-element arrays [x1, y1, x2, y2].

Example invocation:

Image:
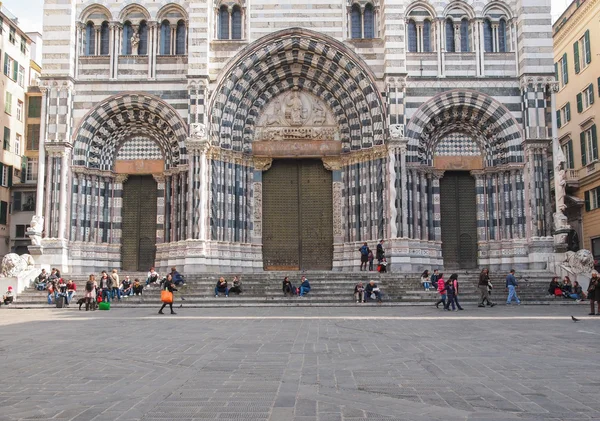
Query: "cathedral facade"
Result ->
[[34, 0, 558, 274]]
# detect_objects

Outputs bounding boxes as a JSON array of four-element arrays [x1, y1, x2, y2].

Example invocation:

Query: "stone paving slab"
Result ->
[[0, 306, 599, 421]]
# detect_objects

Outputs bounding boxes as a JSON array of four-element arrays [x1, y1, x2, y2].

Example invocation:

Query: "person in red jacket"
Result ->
[[435, 273, 446, 309]]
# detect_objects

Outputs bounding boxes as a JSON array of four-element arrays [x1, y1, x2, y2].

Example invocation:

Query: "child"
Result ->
[[2, 286, 14, 305], [367, 250, 374, 271], [444, 279, 456, 311]]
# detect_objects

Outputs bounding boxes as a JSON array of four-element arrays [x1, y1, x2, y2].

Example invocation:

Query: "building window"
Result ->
[[580, 125, 598, 166], [3, 127, 10, 151], [15, 224, 30, 238], [27, 97, 41, 118], [4, 92, 12, 115], [351, 4, 362, 39], [407, 19, 432, 52], [484, 18, 507, 52], [484, 19, 493, 52], [555, 53, 568, 87], [423, 20, 431, 52], [0, 201, 7, 225], [574, 30, 591, 74], [85, 22, 96, 56], [231, 7, 242, 40], [17, 65, 24, 87], [445, 19, 455, 52], [562, 140, 574, 169], [26, 158, 38, 182], [592, 237, 600, 258], [160, 20, 171, 54], [175, 20, 186, 54], [9, 26, 15, 44], [12, 192, 35, 212], [138, 21, 148, 55], [27, 124, 40, 150], [0, 164, 10, 187], [498, 19, 507, 52], [122, 21, 133, 55], [577, 84, 595, 112], [14, 134, 21, 156], [20, 35, 26, 54], [363, 4, 375, 38], [3, 53, 13, 77], [585, 186, 600, 211], [460, 19, 469, 52], [557, 102, 571, 128], [100, 22, 110, 55], [218, 6, 229, 40], [16, 100, 23, 122]]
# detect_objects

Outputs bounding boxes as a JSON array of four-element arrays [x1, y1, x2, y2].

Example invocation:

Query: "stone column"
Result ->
[[252, 157, 272, 244], [148, 21, 158, 79], [387, 143, 398, 239], [471, 170, 486, 242], [420, 171, 428, 240], [323, 157, 344, 244], [44, 151, 54, 236], [509, 169, 518, 239], [400, 145, 408, 238], [75, 23, 84, 79], [187, 155, 195, 240], [171, 172, 178, 242], [109, 22, 117, 80], [527, 146, 537, 237], [477, 19, 485, 77], [153, 175, 166, 244], [411, 169, 419, 239], [35, 88, 48, 218], [432, 170, 443, 242], [113, 174, 128, 245]]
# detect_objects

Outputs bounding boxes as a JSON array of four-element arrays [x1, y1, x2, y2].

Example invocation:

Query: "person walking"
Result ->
[[158, 276, 178, 315], [376, 240, 385, 264], [420, 270, 431, 291], [111, 269, 121, 301], [588, 270, 600, 315], [358, 242, 369, 271], [99, 271, 112, 303], [435, 273, 446, 309], [478, 268, 495, 308], [445, 273, 463, 311], [505, 269, 521, 305], [84, 274, 97, 311]]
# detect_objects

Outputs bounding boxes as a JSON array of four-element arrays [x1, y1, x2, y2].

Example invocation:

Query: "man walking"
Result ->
[[478, 268, 495, 308], [505, 269, 521, 305]]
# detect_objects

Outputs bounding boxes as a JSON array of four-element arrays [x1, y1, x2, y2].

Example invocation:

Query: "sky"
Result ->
[[0, 0, 571, 37]]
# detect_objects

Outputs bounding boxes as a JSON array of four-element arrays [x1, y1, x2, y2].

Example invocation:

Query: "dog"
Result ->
[[77, 298, 97, 311], [77, 297, 86, 310]]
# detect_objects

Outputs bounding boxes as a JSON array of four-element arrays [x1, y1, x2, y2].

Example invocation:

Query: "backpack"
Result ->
[[85, 281, 94, 292]]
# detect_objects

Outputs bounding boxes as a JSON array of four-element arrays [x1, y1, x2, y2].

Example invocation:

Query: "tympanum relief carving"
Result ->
[[255, 89, 340, 142]]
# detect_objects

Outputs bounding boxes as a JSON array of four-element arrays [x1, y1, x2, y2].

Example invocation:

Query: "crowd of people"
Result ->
[[358, 240, 388, 272]]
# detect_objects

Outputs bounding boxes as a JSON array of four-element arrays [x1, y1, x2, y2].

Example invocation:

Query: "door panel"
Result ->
[[440, 172, 477, 269], [121, 175, 158, 271], [262, 159, 333, 270]]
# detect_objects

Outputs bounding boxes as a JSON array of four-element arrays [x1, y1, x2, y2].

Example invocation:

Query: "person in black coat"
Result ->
[[159, 278, 178, 315]]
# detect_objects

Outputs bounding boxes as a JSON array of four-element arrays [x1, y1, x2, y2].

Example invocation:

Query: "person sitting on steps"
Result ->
[[146, 267, 160, 287], [365, 280, 382, 303], [354, 282, 365, 303], [299, 276, 311, 297], [215, 277, 229, 297], [229, 276, 242, 295], [133, 278, 144, 296], [283, 277, 294, 296], [420, 270, 431, 291], [2, 286, 14, 305]]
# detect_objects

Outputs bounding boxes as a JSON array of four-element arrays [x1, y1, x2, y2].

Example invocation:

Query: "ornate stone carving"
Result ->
[[389, 124, 404, 140], [322, 157, 342, 171], [255, 90, 339, 142], [341, 144, 388, 165], [131, 31, 140, 55], [1, 253, 34, 277], [115, 174, 129, 184], [253, 157, 273, 172], [332, 182, 343, 238], [190, 123, 207, 139], [563, 249, 594, 274], [27, 215, 44, 246], [253, 182, 263, 238]]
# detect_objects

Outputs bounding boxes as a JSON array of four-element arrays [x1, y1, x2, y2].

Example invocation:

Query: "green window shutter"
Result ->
[[12, 192, 21, 213], [7, 166, 12, 188], [3, 127, 9, 151], [574, 41, 580, 74], [12, 60, 17, 80], [554, 62, 558, 80], [566, 102, 571, 121], [20, 156, 26, 183], [584, 29, 591, 64], [590, 84, 595, 105], [581, 131, 587, 165], [568, 141, 575, 169], [585, 190, 591, 211], [0, 201, 7, 225], [577, 93, 583, 112], [562, 53, 568, 84], [592, 125, 598, 160], [3, 53, 8, 76], [556, 110, 561, 128], [598, 77, 600, 97]]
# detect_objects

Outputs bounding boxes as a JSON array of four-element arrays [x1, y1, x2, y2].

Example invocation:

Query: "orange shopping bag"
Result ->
[[161, 290, 173, 304]]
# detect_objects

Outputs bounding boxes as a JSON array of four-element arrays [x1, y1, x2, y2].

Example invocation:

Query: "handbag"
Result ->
[[161, 290, 173, 304]]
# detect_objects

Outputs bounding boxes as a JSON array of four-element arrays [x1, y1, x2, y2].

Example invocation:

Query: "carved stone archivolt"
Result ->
[[255, 89, 340, 142], [341, 144, 388, 165]]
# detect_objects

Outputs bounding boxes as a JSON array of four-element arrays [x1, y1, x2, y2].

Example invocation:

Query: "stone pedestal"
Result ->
[[32, 239, 71, 274]]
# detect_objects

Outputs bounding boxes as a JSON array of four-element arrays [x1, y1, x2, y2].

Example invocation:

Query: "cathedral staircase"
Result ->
[[10, 270, 579, 308]]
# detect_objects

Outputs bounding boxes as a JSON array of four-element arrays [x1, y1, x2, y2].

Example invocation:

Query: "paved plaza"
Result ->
[[1, 306, 599, 421]]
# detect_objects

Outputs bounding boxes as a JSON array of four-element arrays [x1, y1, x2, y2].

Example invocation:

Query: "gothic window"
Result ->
[[423, 20, 431, 52], [176, 20, 186, 54], [498, 19, 507, 52], [138, 21, 148, 55], [122, 21, 133, 55], [232, 6, 242, 39], [408, 20, 417, 52], [160, 20, 171, 55], [85, 22, 96, 56], [484, 19, 493, 52], [445, 18, 455, 52], [218, 6, 230, 39], [351, 4, 362, 39], [363, 3, 374, 38], [460, 18, 469, 52], [100, 21, 110, 55]]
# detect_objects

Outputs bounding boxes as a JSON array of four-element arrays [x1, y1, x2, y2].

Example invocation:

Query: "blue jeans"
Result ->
[[215, 287, 228, 296], [67, 291, 75, 303], [367, 291, 381, 301], [112, 287, 121, 300], [423, 282, 430, 290], [569, 293, 581, 300], [102, 289, 111, 303], [506, 285, 520, 304], [300, 286, 310, 296], [47, 292, 55, 304]]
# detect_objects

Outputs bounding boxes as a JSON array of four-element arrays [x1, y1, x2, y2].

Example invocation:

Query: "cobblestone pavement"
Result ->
[[1, 306, 599, 421]]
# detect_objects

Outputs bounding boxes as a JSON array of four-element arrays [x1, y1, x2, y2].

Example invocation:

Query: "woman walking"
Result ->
[[84, 274, 98, 311], [435, 273, 446, 309], [588, 271, 599, 315], [444, 274, 464, 311], [159, 276, 178, 315]]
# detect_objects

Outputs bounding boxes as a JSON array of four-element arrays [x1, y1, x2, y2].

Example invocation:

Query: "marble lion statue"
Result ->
[[563, 249, 594, 274], [1, 253, 35, 277]]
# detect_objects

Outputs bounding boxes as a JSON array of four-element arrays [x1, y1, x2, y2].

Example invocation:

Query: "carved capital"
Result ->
[[253, 157, 273, 171], [152, 174, 166, 183], [322, 157, 342, 171], [115, 174, 129, 184]]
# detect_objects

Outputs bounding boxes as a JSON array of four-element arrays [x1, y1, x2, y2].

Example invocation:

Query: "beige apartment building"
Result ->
[[553, 0, 600, 263]]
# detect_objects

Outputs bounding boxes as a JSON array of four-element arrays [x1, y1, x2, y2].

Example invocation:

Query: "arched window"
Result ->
[[351, 4, 362, 39], [498, 19, 507, 52], [407, 20, 417, 52], [445, 18, 455, 52], [138, 21, 148, 55], [176, 20, 186, 54], [85, 22, 96, 56], [423, 19, 431, 52], [122, 21, 133, 55], [484, 19, 493, 52], [219, 5, 230, 40], [160, 20, 171, 55], [100, 21, 110, 55], [231, 6, 242, 39], [363, 3, 374, 38], [460, 19, 469, 52]]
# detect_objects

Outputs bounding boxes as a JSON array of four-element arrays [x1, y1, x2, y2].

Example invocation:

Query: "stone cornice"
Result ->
[[553, 0, 599, 45]]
